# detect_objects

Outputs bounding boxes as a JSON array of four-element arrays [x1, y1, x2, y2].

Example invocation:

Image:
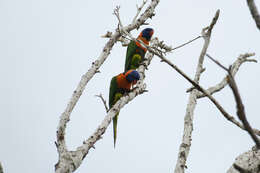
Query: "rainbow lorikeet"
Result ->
[[109, 70, 140, 148], [124, 28, 154, 72]]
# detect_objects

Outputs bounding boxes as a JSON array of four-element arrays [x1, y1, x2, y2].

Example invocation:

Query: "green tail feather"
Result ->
[[111, 93, 122, 148], [113, 112, 119, 148]]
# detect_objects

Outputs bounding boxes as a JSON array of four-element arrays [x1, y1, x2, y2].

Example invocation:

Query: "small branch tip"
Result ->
[[95, 94, 109, 112]]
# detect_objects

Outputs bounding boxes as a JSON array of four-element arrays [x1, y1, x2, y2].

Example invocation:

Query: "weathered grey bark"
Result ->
[[138, 12, 260, 173], [54, 1, 260, 171], [74, 37, 158, 156], [197, 54, 257, 99], [156, 54, 259, 138], [226, 67, 260, 148], [227, 148, 260, 173], [140, 10, 220, 173], [174, 10, 220, 173], [204, 53, 260, 145], [247, 0, 260, 30], [55, 39, 157, 172], [55, 0, 160, 172]]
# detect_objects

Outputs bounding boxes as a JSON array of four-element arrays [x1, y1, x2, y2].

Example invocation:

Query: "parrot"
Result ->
[[124, 28, 154, 72], [109, 70, 141, 148]]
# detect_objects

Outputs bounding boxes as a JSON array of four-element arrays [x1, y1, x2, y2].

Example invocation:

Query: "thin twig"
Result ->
[[120, 10, 260, 139], [207, 9, 220, 36], [171, 36, 202, 51], [206, 53, 229, 71], [173, 10, 220, 173], [132, 0, 147, 23], [95, 94, 109, 113], [101, 31, 130, 47], [158, 52, 260, 135], [113, 6, 124, 30], [114, 16, 167, 58], [74, 38, 158, 169], [197, 53, 257, 98], [55, 0, 160, 172], [207, 54, 260, 145], [227, 69, 260, 148], [247, 0, 260, 30]]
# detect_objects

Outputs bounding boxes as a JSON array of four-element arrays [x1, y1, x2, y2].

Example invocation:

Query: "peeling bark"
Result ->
[[174, 10, 220, 173], [55, 37, 159, 172], [227, 148, 260, 173]]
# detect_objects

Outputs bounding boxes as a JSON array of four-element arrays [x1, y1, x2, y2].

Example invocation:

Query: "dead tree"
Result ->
[[55, 1, 259, 173], [55, 1, 160, 172]]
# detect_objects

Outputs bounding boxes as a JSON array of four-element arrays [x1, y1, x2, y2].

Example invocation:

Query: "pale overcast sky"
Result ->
[[0, 0, 259, 173]]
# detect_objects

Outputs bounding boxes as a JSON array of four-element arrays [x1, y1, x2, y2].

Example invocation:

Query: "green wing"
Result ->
[[109, 76, 118, 108], [124, 40, 137, 72], [130, 54, 142, 69], [108, 76, 124, 148]]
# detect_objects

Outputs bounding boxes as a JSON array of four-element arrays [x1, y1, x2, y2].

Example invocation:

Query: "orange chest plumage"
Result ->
[[135, 36, 149, 52], [116, 73, 131, 90]]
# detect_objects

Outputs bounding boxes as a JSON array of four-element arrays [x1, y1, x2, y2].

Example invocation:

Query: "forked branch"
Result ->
[[197, 53, 257, 98], [55, 1, 160, 172], [95, 94, 109, 113], [207, 54, 260, 148]]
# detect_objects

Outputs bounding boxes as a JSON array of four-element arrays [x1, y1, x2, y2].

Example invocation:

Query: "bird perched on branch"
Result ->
[[109, 70, 140, 148], [124, 28, 154, 72]]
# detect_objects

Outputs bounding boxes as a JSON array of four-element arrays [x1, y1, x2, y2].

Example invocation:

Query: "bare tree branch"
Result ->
[[227, 148, 260, 173], [206, 53, 229, 71], [139, 9, 260, 172], [55, 38, 158, 173], [152, 47, 260, 132], [157, 40, 173, 52], [57, 38, 157, 173], [233, 164, 253, 173], [101, 31, 129, 47], [171, 36, 202, 51], [227, 69, 260, 148], [121, 7, 260, 143], [132, 0, 147, 24], [55, 0, 160, 172], [247, 0, 260, 30], [116, 10, 257, 172], [95, 94, 109, 113], [173, 10, 220, 173], [197, 53, 257, 98], [156, 50, 260, 139], [72, 83, 147, 169], [206, 54, 260, 145]]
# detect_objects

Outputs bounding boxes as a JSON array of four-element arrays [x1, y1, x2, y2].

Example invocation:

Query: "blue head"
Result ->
[[125, 70, 140, 84], [140, 28, 154, 41]]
